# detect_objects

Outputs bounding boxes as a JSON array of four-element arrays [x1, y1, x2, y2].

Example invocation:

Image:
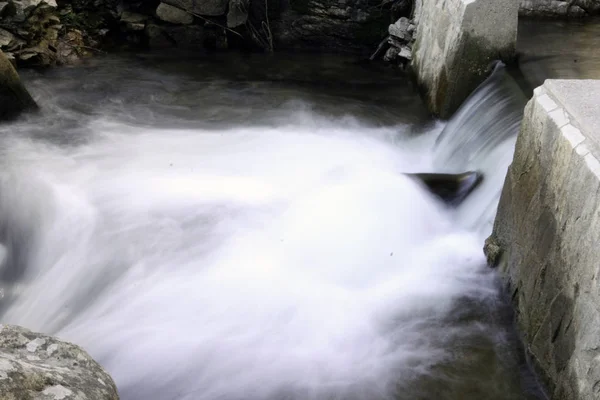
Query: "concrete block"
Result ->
[[411, 0, 519, 118], [487, 80, 600, 400]]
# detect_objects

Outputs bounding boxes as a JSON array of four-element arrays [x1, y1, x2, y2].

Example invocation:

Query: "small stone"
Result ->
[[398, 45, 412, 60], [0, 2, 9, 14], [42, 385, 73, 400], [26, 338, 46, 352], [120, 11, 148, 24], [484, 236, 502, 268], [0, 28, 15, 47], [156, 2, 193, 24], [389, 17, 410, 39], [383, 47, 398, 62], [126, 22, 146, 31], [568, 5, 586, 17], [226, 0, 248, 28], [47, 343, 59, 356]]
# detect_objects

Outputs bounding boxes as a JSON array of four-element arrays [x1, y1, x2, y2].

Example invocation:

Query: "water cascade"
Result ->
[[0, 55, 540, 400]]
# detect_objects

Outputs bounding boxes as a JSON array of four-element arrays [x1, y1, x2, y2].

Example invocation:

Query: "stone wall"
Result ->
[[486, 80, 600, 400], [520, 0, 600, 17], [411, 0, 519, 119]]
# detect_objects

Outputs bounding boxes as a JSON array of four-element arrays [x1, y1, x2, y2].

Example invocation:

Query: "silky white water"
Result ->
[[0, 54, 535, 400]]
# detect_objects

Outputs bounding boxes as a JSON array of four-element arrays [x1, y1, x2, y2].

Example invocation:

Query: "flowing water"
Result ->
[[0, 51, 542, 400]]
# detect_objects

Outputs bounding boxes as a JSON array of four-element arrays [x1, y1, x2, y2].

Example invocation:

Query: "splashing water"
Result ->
[[0, 54, 536, 400]]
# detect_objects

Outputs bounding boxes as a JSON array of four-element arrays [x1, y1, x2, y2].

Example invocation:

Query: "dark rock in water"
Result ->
[[0, 324, 119, 400], [407, 171, 483, 206], [0, 50, 38, 120]]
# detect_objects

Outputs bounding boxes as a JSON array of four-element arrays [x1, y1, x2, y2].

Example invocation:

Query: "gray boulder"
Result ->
[[388, 17, 410, 40], [0, 50, 37, 120], [227, 0, 248, 28], [0, 325, 119, 399], [163, 0, 229, 16], [156, 2, 193, 24]]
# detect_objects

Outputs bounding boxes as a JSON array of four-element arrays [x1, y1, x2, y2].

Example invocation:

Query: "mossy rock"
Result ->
[[0, 50, 38, 120]]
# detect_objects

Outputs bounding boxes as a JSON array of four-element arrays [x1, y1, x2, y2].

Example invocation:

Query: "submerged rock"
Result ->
[[407, 171, 483, 206], [0, 50, 38, 120], [0, 325, 119, 399]]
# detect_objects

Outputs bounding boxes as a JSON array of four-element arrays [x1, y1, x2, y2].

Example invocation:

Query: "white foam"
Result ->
[[0, 116, 497, 400]]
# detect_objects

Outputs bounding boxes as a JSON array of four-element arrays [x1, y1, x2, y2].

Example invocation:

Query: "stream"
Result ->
[[1, 17, 598, 400]]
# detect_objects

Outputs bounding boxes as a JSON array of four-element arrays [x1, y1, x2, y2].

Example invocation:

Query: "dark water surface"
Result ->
[[518, 17, 600, 90]]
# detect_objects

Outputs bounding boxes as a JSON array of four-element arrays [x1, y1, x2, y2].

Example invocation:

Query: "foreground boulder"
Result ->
[[0, 51, 38, 120], [0, 325, 119, 399]]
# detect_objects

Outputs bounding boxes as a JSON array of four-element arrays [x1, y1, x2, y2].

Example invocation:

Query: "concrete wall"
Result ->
[[411, 0, 519, 119], [486, 80, 600, 400]]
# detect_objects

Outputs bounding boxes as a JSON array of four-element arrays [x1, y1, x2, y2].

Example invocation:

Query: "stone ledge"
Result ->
[[488, 79, 600, 400], [411, 0, 519, 119]]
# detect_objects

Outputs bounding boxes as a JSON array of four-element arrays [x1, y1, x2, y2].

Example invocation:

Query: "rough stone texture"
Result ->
[[275, 0, 394, 53], [145, 23, 205, 50], [163, 0, 229, 16], [156, 2, 193, 25], [519, 0, 600, 17], [0, 0, 63, 66], [0, 325, 119, 399], [227, 0, 248, 28], [0, 50, 38, 120], [487, 80, 600, 400], [411, 0, 519, 119]]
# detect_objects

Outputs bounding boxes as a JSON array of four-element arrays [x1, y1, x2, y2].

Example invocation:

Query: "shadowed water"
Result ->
[[0, 53, 541, 400]]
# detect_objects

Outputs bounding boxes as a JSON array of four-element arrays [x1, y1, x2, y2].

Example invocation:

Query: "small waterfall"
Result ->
[[433, 62, 528, 237], [0, 55, 536, 400]]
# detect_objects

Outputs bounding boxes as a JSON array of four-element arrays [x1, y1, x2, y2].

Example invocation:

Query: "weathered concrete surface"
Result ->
[[486, 80, 600, 400], [0, 325, 119, 399], [411, 0, 519, 119]]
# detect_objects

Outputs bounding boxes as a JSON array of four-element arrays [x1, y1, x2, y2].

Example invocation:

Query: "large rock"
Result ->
[[0, 325, 119, 399], [275, 0, 391, 53], [156, 2, 194, 24], [162, 0, 229, 16], [0, 50, 37, 120], [411, 0, 519, 119], [487, 80, 600, 400]]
